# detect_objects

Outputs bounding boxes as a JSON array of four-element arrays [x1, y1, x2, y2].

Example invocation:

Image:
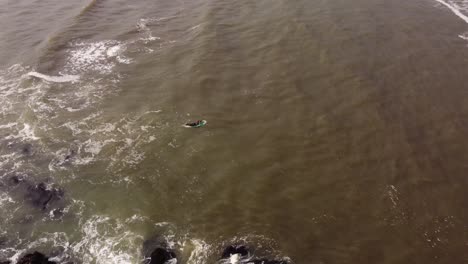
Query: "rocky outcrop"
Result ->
[[142, 236, 177, 264], [149, 248, 176, 264], [222, 245, 250, 259], [16, 252, 55, 264]]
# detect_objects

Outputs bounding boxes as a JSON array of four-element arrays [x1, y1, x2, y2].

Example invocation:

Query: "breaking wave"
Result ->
[[27, 72, 80, 83], [434, 0, 468, 41], [434, 0, 468, 24], [0, 210, 244, 264]]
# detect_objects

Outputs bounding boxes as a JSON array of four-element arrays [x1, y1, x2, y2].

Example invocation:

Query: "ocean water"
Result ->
[[0, 0, 468, 263]]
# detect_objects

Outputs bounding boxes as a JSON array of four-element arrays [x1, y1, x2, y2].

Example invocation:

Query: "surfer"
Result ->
[[184, 120, 207, 128]]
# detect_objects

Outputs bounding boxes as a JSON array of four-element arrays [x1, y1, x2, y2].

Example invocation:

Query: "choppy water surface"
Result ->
[[1, 0, 468, 263]]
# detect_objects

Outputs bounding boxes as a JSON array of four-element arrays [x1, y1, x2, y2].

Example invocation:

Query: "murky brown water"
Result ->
[[0, 0, 467, 263]]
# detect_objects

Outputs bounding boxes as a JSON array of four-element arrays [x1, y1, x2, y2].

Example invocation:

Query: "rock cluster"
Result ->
[[1, 252, 55, 264]]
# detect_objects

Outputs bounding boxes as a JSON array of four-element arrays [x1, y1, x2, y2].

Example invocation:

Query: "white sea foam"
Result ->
[[0, 123, 17, 129], [72, 216, 143, 264], [188, 24, 202, 32], [18, 123, 40, 140], [140, 35, 161, 44], [154, 222, 172, 227], [61, 122, 84, 136], [0, 193, 15, 206], [0, 65, 35, 116], [136, 17, 177, 32], [185, 239, 211, 264], [1, 214, 144, 263], [71, 156, 95, 166], [116, 56, 132, 64], [8, 249, 27, 264], [230, 254, 240, 264], [0, 63, 107, 136], [66, 41, 131, 74], [387, 185, 400, 209], [459, 32, 468, 40], [106, 45, 123, 57], [0, 69, 162, 177], [136, 18, 165, 44], [89, 123, 117, 135], [5, 123, 40, 141], [435, 0, 468, 24], [384, 185, 408, 226], [67, 41, 115, 74], [125, 214, 148, 224], [136, 19, 149, 31], [106, 45, 132, 64], [117, 147, 145, 167], [27, 71, 80, 83], [0, 153, 18, 169], [83, 139, 116, 155]]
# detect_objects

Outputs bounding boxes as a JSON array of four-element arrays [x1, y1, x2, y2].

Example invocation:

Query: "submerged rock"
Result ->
[[17, 252, 55, 264], [21, 144, 33, 156], [25, 183, 64, 211], [149, 248, 176, 264], [7, 142, 34, 157], [50, 208, 64, 219], [221, 245, 250, 259], [48, 149, 78, 169], [0, 175, 65, 214], [64, 150, 76, 162], [8, 175, 22, 186]]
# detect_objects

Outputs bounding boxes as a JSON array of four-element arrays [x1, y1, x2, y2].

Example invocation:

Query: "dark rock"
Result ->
[[21, 144, 33, 156], [221, 245, 250, 259], [51, 149, 77, 168], [8, 175, 22, 186], [25, 183, 64, 210], [0, 236, 7, 247], [50, 208, 64, 219], [142, 235, 169, 257], [6, 142, 34, 156], [142, 235, 177, 264], [64, 150, 76, 161], [149, 248, 176, 264], [17, 252, 55, 264], [0, 261, 11, 264]]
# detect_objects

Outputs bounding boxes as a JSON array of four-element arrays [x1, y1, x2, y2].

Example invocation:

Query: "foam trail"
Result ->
[[435, 0, 468, 24], [0, 123, 16, 129], [5, 123, 40, 141], [459, 33, 468, 40], [28, 71, 80, 83]]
